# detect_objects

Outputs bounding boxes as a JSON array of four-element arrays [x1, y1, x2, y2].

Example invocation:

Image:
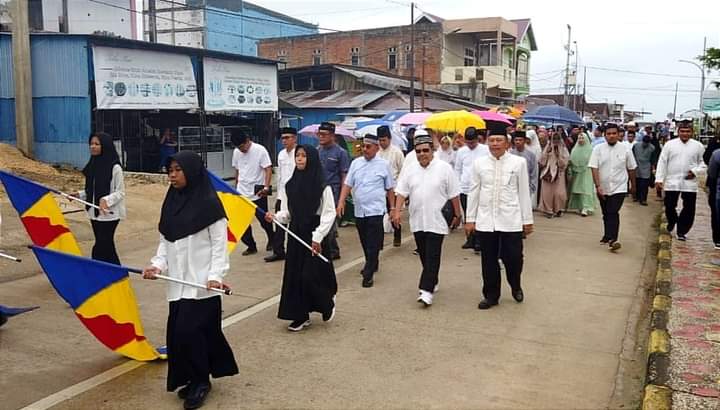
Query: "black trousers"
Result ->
[[636, 178, 651, 203], [414, 231, 444, 293], [664, 191, 697, 236], [356, 215, 384, 279], [710, 189, 720, 244], [270, 199, 286, 256], [476, 231, 523, 302], [90, 219, 120, 265], [460, 193, 478, 249], [241, 196, 276, 251], [599, 193, 625, 242]]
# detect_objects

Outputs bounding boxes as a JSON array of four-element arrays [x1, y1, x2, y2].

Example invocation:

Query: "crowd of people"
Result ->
[[5, 115, 718, 410]]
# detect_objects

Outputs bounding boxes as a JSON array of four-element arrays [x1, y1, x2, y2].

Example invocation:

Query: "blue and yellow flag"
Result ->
[[0, 170, 82, 255], [208, 172, 257, 254], [30, 246, 159, 361]]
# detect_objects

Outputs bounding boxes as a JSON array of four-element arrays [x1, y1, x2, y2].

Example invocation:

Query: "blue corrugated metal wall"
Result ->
[[0, 35, 91, 167], [205, 6, 316, 56]]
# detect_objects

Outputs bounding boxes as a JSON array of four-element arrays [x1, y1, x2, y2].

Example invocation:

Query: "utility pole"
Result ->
[[581, 66, 587, 119], [672, 82, 678, 119], [409, 2, 415, 113], [700, 36, 707, 129], [148, 0, 157, 43], [573, 41, 578, 111], [11, 0, 34, 157], [563, 24, 572, 108], [421, 33, 426, 111]]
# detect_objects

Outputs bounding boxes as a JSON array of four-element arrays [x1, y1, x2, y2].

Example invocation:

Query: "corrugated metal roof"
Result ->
[[0, 36, 14, 99], [280, 90, 389, 109]]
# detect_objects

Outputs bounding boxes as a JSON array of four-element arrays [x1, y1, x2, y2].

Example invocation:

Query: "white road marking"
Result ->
[[20, 235, 414, 410]]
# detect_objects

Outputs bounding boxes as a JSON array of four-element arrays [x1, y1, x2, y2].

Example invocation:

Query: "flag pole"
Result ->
[[253, 206, 329, 263], [126, 267, 234, 296], [52, 189, 113, 215], [0, 251, 22, 262]]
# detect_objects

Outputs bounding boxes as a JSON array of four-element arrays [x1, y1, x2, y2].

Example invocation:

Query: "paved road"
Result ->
[[1, 194, 659, 409]]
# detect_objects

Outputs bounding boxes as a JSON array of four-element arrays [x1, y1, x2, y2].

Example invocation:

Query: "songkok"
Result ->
[[487, 121, 509, 136], [465, 126, 479, 140], [319, 122, 336, 133], [512, 130, 526, 139], [676, 119, 693, 129], [377, 125, 391, 139], [363, 134, 379, 145], [279, 127, 297, 136], [414, 135, 433, 147]]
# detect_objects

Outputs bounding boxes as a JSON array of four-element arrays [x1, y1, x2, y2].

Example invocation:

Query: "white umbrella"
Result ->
[[354, 123, 407, 150]]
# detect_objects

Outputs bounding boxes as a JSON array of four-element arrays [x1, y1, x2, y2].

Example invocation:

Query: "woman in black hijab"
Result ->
[[265, 145, 338, 332], [143, 151, 238, 410], [80, 132, 124, 264]]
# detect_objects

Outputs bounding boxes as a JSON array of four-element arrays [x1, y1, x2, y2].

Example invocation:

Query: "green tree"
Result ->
[[699, 47, 720, 88]]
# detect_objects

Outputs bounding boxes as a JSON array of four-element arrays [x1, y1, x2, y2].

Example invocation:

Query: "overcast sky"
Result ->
[[253, 0, 720, 121]]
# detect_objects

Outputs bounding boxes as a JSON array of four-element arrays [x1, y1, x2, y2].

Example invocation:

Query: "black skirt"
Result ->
[[278, 216, 338, 321], [166, 296, 238, 391]]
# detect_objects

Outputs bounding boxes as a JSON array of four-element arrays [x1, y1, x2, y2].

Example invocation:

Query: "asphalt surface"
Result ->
[[0, 186, 659, 410]]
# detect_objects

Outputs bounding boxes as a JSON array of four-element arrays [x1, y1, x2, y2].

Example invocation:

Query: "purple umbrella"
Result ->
[[471, 110, 513, 125], [299, 124, 355, 138]]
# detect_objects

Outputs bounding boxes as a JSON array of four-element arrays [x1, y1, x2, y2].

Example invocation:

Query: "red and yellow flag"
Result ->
[[0, 170, 81, 255], [208, 172, 257, 254]]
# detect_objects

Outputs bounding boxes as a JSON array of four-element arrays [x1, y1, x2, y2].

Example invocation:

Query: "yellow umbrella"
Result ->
[[490, 106, 523, 119], [423, 110, 486, 134]]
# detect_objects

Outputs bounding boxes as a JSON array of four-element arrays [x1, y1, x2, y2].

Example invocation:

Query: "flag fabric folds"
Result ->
[[30, 246, 159, 361], [208, 172, 258, 254], [0, 170, 82, 255]]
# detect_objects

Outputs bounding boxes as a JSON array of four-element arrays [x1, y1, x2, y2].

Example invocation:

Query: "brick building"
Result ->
[[258, 13, 536, 102]]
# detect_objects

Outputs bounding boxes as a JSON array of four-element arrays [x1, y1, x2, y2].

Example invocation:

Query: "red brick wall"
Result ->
[[258, 23, 444, 84]]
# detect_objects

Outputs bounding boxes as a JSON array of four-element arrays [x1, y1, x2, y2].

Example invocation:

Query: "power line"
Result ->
[[584, 65, 717, 80]]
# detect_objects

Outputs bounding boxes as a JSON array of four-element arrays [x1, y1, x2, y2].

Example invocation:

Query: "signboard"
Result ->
[[703, 89, 720, 115], [92, 46, 199, 110], [203, 57, 278, 112]]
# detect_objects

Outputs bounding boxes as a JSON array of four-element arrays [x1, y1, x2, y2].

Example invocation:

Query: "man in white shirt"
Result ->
[[465, 123, 534, 310], [589, 123, 638, 252], [265, 127, 297, 262], [454, 126, 490, 251], [393, 134, 462, 307], [655, 120, 707, 241], [230, 129, 275, 256], [377, 125, 405, 247]]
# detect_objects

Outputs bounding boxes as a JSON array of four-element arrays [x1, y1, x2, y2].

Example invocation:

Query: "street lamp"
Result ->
[[678, 59, 705, 119]]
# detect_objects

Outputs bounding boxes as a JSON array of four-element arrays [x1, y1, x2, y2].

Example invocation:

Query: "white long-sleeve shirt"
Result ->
[[275, 186, 336, 244], [395, 158, 460, 235], [78, 164, 126, 222], [466, 152, 533, 232], [276, 147, 296, 198], [454, 144, 490, 194], [150, 218, 229, 302], [378, 144, 405, 180], [655, 138, 707, 192]]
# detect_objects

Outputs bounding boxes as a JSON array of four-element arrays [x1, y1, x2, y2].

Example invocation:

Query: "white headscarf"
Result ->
[[526, 129, 542, 163]]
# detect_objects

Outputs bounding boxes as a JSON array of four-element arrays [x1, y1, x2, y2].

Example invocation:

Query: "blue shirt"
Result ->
[[318, 144, 350, 203], [345, 155, 395, 217]]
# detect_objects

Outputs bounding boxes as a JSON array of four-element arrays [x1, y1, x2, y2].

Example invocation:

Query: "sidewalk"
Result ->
[[667, 190, 720, 408]]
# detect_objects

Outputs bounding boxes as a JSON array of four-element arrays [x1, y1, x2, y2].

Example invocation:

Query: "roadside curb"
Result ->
[[642, 216, 673, 410]]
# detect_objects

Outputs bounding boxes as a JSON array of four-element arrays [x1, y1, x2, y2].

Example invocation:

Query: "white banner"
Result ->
[[92, 46, 199, 110], [203, 57, 278, 112]]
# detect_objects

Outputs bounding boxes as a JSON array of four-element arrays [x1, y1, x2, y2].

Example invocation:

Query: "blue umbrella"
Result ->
[[381, 110, 409, 122], [355, 119, 392, 129], [523, 105, 583, 125]]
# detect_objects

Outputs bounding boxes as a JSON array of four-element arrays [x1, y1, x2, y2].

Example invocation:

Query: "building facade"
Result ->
[[143, 0, 317, 56], [258, 14, 536, 103]]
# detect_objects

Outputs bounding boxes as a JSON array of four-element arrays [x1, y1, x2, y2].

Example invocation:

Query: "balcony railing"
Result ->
[[441, 65, 515, 91]]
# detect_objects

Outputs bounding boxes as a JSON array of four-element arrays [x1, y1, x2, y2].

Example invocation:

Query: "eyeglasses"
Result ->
[[415, 148, 431, 154]]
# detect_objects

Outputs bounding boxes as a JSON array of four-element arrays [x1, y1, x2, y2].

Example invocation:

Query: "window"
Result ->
[[505, 48, 514, 68], [405, 52, 413, 69], [455, 68, 463, 81], [350, 47, 360, 66], [312, 49, 322, 66], [313, 55, 321, 65], [388, 47, 397, 70], [464, 47, 476, 67], [479, 44, 497, 66]]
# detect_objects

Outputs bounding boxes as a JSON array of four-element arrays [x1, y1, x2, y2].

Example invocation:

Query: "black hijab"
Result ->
[[82, 132, 121, 217], [158, 151, 226, 242], [285, 145, 326, 231]]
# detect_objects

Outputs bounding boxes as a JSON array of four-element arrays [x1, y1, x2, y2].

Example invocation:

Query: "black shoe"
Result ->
[[266, 243, 273, 252], [600, 237, 609, 244], [640, 201, 648, 206], [393, 237, 402, 247], [331, 253, 341, 260], [461, 240, 474, 249], [362, 278, 374, 288], [287, 319, 311, 332], [477, 299, 498, 310], [609, 241, 622, 252], [666, 223, 675, 233], [183, 382, 211, 410], [322, 306, 336, 322], [512, 288, 524, 303], [177, 385, 191, 400], [264, 253, 285, 262], [677, 234, 687, 241], [242, 248, 257, 256], [412, 249, 419, 255]]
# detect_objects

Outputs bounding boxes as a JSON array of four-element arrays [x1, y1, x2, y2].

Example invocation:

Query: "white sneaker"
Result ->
[[714, 243, 720, 250], [433, 284, 440, 293], [416, 290, 433, 307]]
